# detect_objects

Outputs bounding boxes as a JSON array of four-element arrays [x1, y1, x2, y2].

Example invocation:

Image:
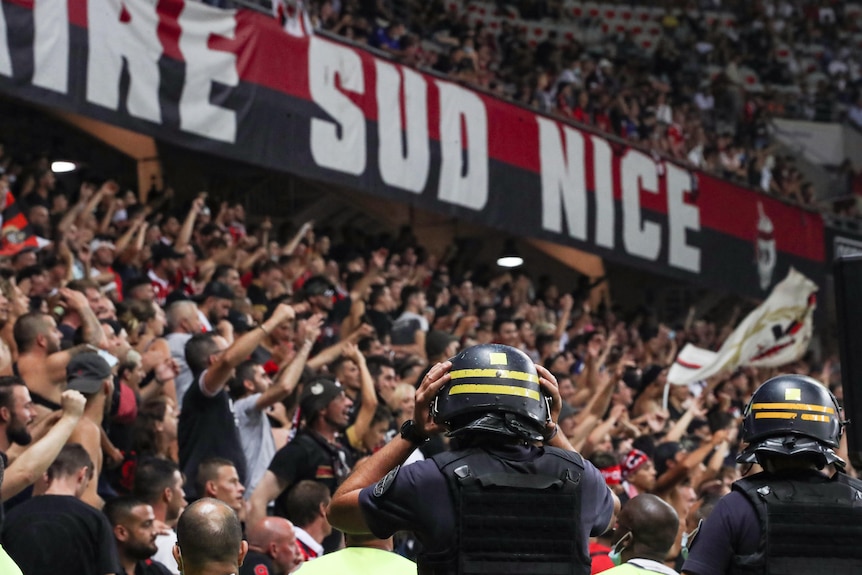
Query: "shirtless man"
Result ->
[[13, 288, 106, 422]]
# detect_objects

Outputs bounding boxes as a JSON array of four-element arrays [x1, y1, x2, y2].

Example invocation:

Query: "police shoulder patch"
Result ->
[[373, 465, 401, 498]]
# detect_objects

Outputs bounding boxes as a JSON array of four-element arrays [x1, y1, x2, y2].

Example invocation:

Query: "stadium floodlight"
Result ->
[[51, 161, 77, 173], [496, 239, 524, 268]]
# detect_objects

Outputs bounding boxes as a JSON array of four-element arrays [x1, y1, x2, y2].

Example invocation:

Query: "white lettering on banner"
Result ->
[[538, 118, 587, 240], [0, 1, 10, 77], [309, 37, 366, 175], [538, 119, 701, 269], [591, 136, 614, 249], [33, 0, 69, 93], [376, 61, 429, 193], [87, 0, 161, 123], [436, 81, 488, 210], [621, 149, 660, 261], [178, 2, 238, 143], [666, 163, 701, 272]]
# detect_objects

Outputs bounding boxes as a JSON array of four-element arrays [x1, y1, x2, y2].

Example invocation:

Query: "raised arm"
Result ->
[[202, 303, 299, 395], [283, 220, 313, 257], [254, 315, 322, 411], [1, 391, 85, 501], [174, 195, 205, 254], [61, 288, 106, 348], [306, 324, 375, 371], [344, 344, 379, 450]]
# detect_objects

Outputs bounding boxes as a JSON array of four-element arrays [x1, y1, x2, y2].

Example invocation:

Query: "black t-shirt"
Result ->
[[239, 550, 275, 575], [268, 430, 352, 517], [178, 371, 248, 497], [365, 309, 392, 341], [136, 559, 174, 575], [2, 494, 121, 575]]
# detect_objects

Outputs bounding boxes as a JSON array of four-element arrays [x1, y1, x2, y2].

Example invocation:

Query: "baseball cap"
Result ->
[[66, 353, 113, 394], [426, 330, 459, 359], [303, 276, 335, 298], [151, 243, 184, 263], [300, 379, 345, 415]]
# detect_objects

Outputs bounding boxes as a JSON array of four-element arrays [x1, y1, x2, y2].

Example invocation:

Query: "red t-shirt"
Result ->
[[590, 541, 614, 573]]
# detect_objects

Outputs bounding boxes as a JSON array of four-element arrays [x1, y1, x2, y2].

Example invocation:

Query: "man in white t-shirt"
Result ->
[[390, 286, 429, 360], [228, 317, 319, 495]]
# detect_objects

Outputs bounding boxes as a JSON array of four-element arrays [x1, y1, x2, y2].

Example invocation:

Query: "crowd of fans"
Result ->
[[0, 126, 847, 574], [289, 0, 862, 217]]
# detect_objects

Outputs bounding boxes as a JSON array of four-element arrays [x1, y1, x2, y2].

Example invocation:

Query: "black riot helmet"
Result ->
[[738, 374, 845, 469], [432, 343, 550, 442]]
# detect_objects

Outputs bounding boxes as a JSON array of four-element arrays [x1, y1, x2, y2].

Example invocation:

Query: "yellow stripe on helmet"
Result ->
[[448, 383, 541, 401], [751, 402, 835, 414], [801, 413, 832, 423], [754, 412, 798, 420], [449, 368, 540, 384]]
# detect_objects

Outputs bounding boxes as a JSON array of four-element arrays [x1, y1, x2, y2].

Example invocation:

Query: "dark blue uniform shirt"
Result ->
[[359, 443, 614, 559], [681, 491, 762, 575]]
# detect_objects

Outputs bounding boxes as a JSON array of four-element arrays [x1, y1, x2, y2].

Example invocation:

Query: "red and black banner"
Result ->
[[0, 0, 827, 297]]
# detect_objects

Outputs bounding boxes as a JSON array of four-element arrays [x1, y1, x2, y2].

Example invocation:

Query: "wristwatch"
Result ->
[[400, 419, 429, 445]]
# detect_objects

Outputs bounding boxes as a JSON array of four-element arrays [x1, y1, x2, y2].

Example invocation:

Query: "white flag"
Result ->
[[272, 0, 314, 37], [668, 268, 817, 385]]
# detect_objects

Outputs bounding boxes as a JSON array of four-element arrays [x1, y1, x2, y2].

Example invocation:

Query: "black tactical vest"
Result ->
[[419, 446, 589, 575], [730, 471, 862, 575]]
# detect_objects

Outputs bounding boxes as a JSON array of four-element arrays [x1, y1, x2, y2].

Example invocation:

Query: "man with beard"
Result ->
[[105, 497, 173, 575], [194, 281, 234, 333], [133, 458, 187, 575], [13, 288, 106, 423], [248, 379, 354, 552], [0, 380, 86, 500]]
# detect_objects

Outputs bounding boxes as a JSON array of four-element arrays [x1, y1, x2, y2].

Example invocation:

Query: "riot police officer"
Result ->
[[682, 374, 862, 575], [327, 343, 617, 575]]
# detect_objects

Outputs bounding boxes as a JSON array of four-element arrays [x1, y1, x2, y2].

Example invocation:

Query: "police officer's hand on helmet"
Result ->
[[415, 360, 452, 438], [536, 364, 562, 433]]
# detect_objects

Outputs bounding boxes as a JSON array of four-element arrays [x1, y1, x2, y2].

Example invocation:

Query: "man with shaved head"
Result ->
[[604, 494, 680, 574], [172, 498, 247, 575], [240, 517, 304, 575]]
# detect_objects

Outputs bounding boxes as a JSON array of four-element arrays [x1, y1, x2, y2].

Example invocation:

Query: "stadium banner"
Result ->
[[0, 0, 826, 297]]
